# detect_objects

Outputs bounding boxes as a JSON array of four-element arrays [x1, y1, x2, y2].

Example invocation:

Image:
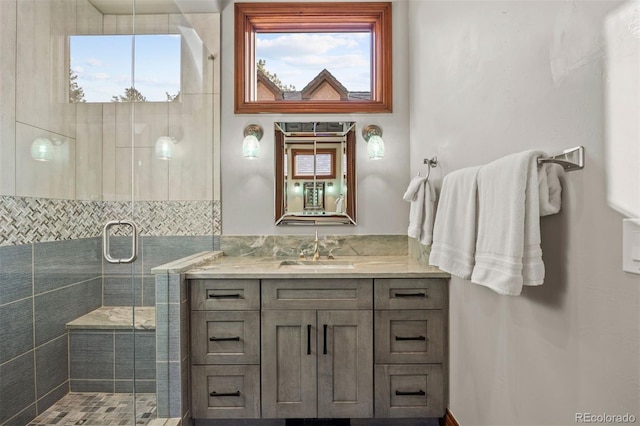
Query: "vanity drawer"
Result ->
[[262, 278, 373, 310], [374, 278, 446, 310], [192, 365, 260, 419], [375, 310, 444, 364], [191, 311, 260, 365], [191, 279, 260, 311], [374, 364, 444, 418]]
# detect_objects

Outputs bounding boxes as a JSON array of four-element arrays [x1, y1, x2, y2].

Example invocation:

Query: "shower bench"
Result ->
[[65, 306, 157, 393]]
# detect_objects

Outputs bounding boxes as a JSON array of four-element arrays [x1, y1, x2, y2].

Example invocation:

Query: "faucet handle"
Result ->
[[326, 249, 335, 260], [298, 251, 306, 259]]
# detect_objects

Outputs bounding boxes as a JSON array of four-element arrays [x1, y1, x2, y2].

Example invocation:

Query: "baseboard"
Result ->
[[441, 409, 460, 426]]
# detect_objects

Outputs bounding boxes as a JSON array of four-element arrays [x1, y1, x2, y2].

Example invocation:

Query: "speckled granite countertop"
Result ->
[[183, 254, 449, 279]]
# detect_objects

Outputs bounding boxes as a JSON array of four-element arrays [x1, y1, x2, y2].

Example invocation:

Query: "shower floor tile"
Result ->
[[28, 393, 156, 425]]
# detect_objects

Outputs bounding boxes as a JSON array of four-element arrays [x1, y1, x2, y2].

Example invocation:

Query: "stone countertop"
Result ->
[[184, 254, 449, 279]]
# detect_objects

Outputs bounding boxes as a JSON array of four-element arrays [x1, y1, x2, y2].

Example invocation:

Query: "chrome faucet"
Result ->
[[312, 230, 320, 261]]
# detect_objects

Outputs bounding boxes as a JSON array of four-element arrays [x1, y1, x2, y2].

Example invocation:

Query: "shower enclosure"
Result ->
[[0, 0, 220, 424]]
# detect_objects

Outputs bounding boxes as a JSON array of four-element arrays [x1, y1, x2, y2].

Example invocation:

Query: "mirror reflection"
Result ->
[[275, 122, 356, 225]]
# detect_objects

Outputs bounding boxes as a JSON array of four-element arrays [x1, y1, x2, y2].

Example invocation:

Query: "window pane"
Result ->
[[69, 34, 181, 102], [255, 32, 371, 101], [294, 153, 333, 176]]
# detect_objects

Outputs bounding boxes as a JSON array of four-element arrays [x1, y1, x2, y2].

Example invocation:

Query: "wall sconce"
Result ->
[[327, 182, 334, 192], [243, 124, 263, 159], [155, 136, 178, 160], [30, 137, 66, 162], [362, 124, 385, 160], [294, 182, 301, 193]]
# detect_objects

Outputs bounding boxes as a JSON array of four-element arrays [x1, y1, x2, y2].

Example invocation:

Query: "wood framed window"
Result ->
[[234, 2, 392, 114]]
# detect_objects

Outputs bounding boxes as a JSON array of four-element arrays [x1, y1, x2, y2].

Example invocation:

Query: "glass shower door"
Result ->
[[0, 0, 218, 424]]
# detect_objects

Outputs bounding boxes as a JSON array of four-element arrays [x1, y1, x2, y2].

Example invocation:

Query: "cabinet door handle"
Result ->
[[395, 335, 427, 341], [323, 324, 328, 355], [307, 324, 312, 355], [208, 293, 241, 299], [209, 336, 240, 342], [210, 391, 241, 397], [395, 390, 426, 396], [394, 292, 427, 298]]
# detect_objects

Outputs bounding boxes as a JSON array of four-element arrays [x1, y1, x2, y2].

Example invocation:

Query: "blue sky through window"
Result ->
[[256, 32, 371, 92], [70, 34, 181, 102]]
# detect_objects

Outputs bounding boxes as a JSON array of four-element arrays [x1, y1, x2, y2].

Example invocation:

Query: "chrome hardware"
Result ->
[[312, 230, 320, 261], [102, 220, 138, 264]]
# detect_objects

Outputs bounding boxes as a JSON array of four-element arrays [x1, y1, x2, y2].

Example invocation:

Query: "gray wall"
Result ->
[[219, 0, 412, 235], [408, 1, 639, 425]]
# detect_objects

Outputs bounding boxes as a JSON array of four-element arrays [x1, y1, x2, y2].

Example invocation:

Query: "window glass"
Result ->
[[69, 34, 181, 103]]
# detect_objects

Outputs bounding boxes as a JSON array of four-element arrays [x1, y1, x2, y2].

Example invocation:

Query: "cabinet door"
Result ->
[[261, 310, 317, 418], [317, 310, 373, 418]]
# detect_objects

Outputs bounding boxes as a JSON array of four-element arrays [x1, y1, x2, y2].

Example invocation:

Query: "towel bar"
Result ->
[[537, 146, 584, 171]]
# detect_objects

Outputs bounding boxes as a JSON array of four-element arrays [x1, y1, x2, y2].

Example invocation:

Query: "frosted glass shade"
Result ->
[[366, 134, 385, 160], [243, 134, 260, 159], [31, 138, 54, 162], [155, 136, 175, 160]]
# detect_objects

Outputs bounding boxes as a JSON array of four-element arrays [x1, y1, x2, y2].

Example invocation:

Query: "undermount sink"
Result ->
[[278, 260, 355, 269]]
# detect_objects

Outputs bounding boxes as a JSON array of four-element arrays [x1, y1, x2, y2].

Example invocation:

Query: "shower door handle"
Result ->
[[103, 220, 138, 264]]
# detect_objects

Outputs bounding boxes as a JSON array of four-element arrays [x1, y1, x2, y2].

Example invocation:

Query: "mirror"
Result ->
[[275, 122, 356, 225]]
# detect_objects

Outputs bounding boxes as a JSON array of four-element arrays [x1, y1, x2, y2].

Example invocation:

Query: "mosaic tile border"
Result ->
[[0, 196, 221, 246]]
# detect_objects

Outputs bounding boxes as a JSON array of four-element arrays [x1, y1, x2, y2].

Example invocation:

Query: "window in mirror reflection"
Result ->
[[292, 149, 336, 179], [69, 35, 181, 103], [256, 32, 371, 101]]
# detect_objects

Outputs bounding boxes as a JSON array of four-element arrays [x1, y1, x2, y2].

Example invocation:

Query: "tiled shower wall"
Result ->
[[0, 198, 219, 425]]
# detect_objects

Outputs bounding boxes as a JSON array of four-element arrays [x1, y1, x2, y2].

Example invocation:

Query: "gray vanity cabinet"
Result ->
[[373, 278, 447, 418], [261, 279, 374, 419], [190, 279, 261, 419], [189, 275, 448, 421]]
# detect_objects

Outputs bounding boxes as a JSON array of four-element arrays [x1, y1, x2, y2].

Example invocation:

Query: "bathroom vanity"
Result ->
[[185, 255, 449, 421]]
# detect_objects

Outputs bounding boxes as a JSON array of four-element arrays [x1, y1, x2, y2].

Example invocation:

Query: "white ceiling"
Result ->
[[87, 0, 221, 15]]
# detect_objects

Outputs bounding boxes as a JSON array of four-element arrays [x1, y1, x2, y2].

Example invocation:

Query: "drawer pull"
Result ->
[[209, 336, 241, 342], [210, 391, 241, 397], [208, 293, 241, 299], [307, 324, 312, 355], [395, 389, 426, 396], [323, 324, 328, 355], [395, 335, 427, 341], [394, 292, 427, 298]]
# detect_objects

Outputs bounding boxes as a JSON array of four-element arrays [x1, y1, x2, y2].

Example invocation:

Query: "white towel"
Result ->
[[429, 166, 481, 279], [470, 150, 563, 295], [403, 176, 436, 244]]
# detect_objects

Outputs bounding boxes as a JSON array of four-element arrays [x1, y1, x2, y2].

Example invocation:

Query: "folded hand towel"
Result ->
[[428, 166, 481, 279], [403, 175, 428, 202], [470, 150, 562, 295], [538, 163, 564, 216], [404, 176, 437, 245], [419, 181, 437, 246]]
